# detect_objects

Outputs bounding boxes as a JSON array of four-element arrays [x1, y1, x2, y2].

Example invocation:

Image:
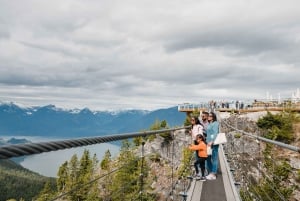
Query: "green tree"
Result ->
[[257, 111, 296, 143], [76, 149, 93, 200], [86, 153, 100, 201], [159, 120, 173, 143], [100, 150, 113, 200], [241, 138, 294, 200], [177, 147, 193, 178], [57, 161, 68, 192], [133, 136, 144, 146], [67, 154, 79, 200], [35, 181, 55, 201], [110, 140, 140, 200], [101, 150, 111, 170]]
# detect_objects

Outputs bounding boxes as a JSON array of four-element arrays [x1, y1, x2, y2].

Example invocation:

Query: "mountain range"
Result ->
[[0, 102, 186, 137]]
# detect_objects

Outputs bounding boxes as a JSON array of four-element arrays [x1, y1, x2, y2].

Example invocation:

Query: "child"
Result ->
[[188, 134, 207, 181]]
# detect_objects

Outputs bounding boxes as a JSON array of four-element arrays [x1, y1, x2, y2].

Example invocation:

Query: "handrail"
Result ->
[[0, 126, 190, 159], [222, 120, 300, 153], [219, 144, 241, 201]]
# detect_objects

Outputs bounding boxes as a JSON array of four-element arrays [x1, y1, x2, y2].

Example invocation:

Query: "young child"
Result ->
[[188, 134, 207, 181]]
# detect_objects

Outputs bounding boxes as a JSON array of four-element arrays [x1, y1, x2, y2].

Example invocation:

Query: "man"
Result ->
[[200, 111, 209, 137]]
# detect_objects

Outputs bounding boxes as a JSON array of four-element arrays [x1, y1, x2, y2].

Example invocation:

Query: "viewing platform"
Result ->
[[178, 100, 300, 114]]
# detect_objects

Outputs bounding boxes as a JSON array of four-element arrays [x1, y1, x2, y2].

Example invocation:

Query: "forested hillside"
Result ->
[[34, 119, 188, 201], [0, 159, 56, 201]]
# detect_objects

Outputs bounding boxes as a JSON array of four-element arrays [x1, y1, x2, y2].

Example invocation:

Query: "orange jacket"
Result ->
[[189, 141, 208, 158]]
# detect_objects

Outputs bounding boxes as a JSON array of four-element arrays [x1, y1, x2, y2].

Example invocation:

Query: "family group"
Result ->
[[188, 111, 220, 181]]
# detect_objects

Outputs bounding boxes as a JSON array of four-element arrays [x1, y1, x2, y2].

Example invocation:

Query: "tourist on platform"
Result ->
[[206, 112, 220, 180], [189, 134, 207, 181]]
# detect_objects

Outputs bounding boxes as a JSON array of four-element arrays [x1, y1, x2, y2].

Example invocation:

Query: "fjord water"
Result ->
[[3, 136, 120, 177]]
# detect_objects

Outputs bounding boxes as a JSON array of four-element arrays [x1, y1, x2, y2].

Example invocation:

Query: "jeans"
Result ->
[[194, 157, 206, 176], [206, 144, 219, 174]]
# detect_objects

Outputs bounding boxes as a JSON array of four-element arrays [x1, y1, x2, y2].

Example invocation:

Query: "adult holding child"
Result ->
[[205, 112, 220, 180]]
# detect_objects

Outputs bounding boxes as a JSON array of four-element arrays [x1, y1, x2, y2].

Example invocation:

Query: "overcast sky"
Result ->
[[0, 0, 299, 111]]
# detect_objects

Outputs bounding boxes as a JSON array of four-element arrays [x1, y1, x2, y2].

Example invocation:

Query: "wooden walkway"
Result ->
[[187, 145, 240, 201]]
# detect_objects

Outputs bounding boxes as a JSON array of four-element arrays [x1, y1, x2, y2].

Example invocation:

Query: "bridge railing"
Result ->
[[0, 126, 195, 201], [221, 118, 300, 201]]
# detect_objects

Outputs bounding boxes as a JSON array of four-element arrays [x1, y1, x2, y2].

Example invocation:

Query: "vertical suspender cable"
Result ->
[[140, 141, 145, 201], [171, 131, 175, 198]]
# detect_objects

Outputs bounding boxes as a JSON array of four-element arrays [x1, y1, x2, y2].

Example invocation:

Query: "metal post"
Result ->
[[140, 141, 145, 201], [171, 131, 175, 197]]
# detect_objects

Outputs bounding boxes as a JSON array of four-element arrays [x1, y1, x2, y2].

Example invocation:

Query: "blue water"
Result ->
[[2, 136, 120, 177]]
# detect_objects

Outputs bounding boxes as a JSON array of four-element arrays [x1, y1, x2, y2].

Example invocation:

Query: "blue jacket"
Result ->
[[206, 121, 219, 143]]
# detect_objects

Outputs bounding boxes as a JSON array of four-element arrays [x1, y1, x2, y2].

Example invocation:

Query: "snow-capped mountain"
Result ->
[[0, 102, 186, 137]]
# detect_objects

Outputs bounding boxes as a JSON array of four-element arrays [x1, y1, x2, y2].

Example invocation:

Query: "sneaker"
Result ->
[[206, 174, 216, 180], [199, 176, 206, 181], [187, 175, 193, 180], [195, 175, 201, 180]]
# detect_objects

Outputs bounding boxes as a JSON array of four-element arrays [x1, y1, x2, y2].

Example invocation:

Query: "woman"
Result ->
[[189, 116, 204, 144], [205, 112, 219, 180]]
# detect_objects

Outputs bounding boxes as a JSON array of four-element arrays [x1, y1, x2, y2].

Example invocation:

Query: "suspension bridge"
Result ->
[[0, 107, 300, 200]]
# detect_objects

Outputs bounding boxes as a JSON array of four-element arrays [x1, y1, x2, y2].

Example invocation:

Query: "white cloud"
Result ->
[[0, 0, 299, 111]]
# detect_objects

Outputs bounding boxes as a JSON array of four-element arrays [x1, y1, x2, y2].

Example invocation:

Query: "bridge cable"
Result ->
[[0, 127, 189, 159], [221, 119, 291, 200], [222, 120, 300, 153]]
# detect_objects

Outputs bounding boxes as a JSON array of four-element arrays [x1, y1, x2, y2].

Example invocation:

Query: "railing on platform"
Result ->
[[178, 98, 300, 113]]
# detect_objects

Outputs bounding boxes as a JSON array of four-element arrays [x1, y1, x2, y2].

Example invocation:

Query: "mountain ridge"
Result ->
[[0, 102, 186, 137]]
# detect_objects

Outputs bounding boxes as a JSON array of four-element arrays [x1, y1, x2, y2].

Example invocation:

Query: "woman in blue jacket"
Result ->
[[205, 112, 219, 180]]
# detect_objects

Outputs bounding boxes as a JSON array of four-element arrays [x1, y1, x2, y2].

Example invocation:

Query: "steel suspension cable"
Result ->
[[221, 118, 294, 200], [0, 127, 189, 159], [222, 120, 300, 153], [225, 137, 285, 201]]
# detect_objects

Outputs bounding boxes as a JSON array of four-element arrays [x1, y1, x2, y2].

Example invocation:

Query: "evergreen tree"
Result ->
[[57, 161, 68, 192], [86, 153, 100, 201], [100, 150, 113, 200], [35, 181, 55, 201], [76, 149, 93, 200], [257, 111, 297, 143], [67, 154, 79, 200], [110, 140, 139, 200]]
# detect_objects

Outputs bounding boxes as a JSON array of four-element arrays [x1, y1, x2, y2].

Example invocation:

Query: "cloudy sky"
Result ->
[[0, 0, 299, 111]]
